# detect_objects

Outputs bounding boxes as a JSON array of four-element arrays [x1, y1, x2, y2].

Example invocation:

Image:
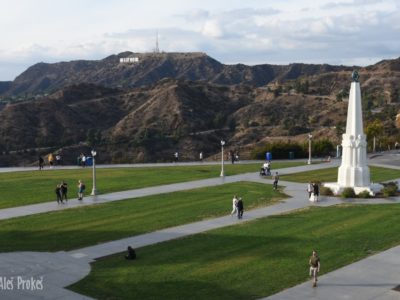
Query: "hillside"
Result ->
[[0, 53, 399, 166], [0, 52, 354, 98]]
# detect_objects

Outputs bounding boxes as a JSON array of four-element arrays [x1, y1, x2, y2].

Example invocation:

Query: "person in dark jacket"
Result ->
[[125, 246, 136, 260], [237, 198, 244, 219], [55, 184, 63, 204], [60, 181, 68, 202]]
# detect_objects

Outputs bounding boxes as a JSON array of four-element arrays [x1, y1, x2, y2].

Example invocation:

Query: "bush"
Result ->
[[382, 182, 398, 197], [341, 187, 356, 198], [320, 186, 333, 196], [357, 190, 371, 198]]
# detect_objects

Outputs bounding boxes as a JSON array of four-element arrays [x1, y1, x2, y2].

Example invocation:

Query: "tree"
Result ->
[[365, 120, 384, 152]]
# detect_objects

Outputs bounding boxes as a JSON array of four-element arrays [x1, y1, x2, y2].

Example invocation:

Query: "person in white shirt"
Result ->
[[230, 195, 238, 215]]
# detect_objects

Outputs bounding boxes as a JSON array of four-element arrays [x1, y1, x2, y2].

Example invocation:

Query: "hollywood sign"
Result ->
[[120, 57, 139, 63]]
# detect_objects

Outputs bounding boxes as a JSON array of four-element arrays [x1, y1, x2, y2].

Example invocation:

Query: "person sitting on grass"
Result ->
[[125, 246, 136, 260]]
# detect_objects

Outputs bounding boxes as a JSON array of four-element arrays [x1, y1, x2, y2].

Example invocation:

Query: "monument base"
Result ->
[[324, 182, 383, 196]]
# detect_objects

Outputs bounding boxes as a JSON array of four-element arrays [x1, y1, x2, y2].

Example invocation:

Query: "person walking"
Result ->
[[230, 195, 238, 216], [230, 150, 235, 164], [273, 172, 279, 190], [77, 180, 85, 200], [313, 182, 320, 202], [199, 151, 203, 162], [266, 161, 271, 176], [61, 181, 68, 202], [307, 182, 313, 200], [48, 153, 55, 168], [81, 154, 86, 167], [38, 156, 44, 170], [309, 250, 321, 287], [174, 151, 179, 162], [55, 184, 63, 204], [237, 197, 244, 219]]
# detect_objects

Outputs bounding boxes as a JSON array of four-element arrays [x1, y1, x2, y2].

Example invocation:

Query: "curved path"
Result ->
[[1, 159, 400, 299]]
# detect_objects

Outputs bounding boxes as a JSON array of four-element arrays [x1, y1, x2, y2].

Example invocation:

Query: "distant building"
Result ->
[[119, 57, 139, 63]]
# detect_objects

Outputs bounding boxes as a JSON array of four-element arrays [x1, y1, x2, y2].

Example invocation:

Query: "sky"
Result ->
[[0, 0, 399, 81]]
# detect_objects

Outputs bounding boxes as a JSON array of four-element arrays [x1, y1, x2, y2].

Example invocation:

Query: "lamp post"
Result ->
[[220, 140, 225, 177], [91, 150, 97, 196], [308, 134, 313, 165]]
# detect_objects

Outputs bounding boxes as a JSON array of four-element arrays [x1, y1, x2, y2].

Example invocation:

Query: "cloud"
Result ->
[[201, 20, 225, 38], [0, 1, 399, 80]]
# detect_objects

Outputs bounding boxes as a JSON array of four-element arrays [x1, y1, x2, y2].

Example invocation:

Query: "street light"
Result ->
[[91, 150, 97, 196], [220, 140, 225, 177], [307, 134, 313, 165]]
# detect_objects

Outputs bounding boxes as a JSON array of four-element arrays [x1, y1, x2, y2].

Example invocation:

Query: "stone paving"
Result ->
[[0, 159, 399, 299]]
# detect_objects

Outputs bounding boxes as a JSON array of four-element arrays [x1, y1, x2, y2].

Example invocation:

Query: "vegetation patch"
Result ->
[[0, 162, 300, 209], [70, 204, 400, 299], [0, 182, 286, 252]]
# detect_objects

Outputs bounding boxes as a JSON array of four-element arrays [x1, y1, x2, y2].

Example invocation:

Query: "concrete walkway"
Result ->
[[263, 245, 400, 300], [1, 159, 400, 299]]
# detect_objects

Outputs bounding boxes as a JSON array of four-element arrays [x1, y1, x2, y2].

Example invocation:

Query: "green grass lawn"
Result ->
[[0, 181, 286, 252], [281, 166, 400, 183], [0, 162, 300, 209], [70, 204, 400, 300]]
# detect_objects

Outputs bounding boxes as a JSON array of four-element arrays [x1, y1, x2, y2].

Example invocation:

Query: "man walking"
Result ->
[[273, 172, 279, 190], [61, 181, 68, 202], [313, 182, 320, 202], [237, 197, 244, 219], [309, 250, 321, 287]]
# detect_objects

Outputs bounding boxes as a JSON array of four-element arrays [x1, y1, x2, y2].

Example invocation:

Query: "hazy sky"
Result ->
[[0, 0, 399, 80]]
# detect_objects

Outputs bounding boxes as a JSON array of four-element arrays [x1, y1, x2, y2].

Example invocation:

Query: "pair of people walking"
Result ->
[[230, 195, 244, 219], [55, 181, 68, 204], [307, 182, 320, 202]]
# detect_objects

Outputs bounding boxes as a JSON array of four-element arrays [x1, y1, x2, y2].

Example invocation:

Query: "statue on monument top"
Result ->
[[351, 70, 359, 82]]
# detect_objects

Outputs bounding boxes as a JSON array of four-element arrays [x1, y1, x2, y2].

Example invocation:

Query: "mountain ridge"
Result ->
[[0, 52, 360, 98]]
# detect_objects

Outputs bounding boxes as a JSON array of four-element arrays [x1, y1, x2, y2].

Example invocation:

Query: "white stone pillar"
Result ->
[[337, 81, 370, 188]]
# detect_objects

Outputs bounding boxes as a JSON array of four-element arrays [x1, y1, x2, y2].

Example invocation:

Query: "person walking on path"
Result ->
[[313, 182, 320, 202], [237, 197, 244, 219], [307, 182, 313, 200], [38, 156, 44, 170], [230, 195, 238, 215], [61, 181, 68, 202], [230, 150, 235, 164], [174, 151, 179, 162], [80, 154, 86, 167], [199, 152, 203, 162], [77, 180, 85, 200], [266, 161, 271, 176], [273, 172, 279, 190], [48, 153, 55, 168], [55, 184, 63, 204], [309, 250, 321, 287]]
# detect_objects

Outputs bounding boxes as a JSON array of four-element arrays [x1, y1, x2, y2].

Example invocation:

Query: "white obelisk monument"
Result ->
[[325, 71, 381, 195]]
